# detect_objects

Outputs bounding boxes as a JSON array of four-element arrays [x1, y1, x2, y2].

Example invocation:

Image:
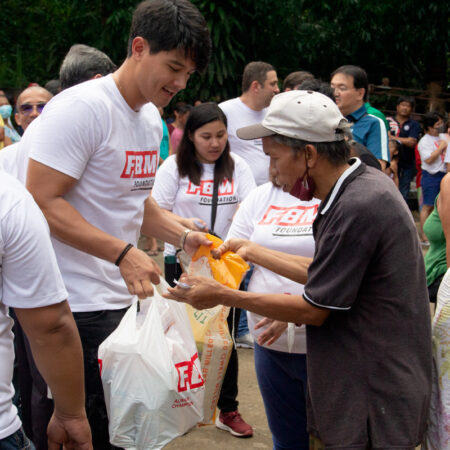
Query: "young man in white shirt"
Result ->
[[25, 1, 211, 448], [220, 61, 280, 186], [0, 170, 92, 449]]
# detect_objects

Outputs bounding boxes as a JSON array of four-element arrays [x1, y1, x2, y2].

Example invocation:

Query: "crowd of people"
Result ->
[[0, 0, 449, 449]]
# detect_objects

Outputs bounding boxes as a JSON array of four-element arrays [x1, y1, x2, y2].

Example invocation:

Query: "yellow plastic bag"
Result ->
[[185, 234, 249, 423]]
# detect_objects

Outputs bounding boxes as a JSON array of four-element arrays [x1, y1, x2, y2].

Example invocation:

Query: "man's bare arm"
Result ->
[[14, 301, 92, 449], [27, 159, 161, 298], [141, 196, 211, 254]]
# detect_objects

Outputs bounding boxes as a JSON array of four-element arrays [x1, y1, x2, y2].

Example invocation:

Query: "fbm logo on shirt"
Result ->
[[120, 150, 158, 179], [186, 179, 234, 196], [186, 179, 237, 205], [259, 204, 318, 236]]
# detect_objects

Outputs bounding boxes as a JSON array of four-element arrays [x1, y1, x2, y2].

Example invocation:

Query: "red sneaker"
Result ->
[[215, 410, 253, 437]]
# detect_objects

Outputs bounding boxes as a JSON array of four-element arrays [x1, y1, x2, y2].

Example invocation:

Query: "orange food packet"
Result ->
[[192, 234, 249, 290]]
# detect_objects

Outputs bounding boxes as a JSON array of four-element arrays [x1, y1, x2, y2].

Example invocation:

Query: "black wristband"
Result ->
[[115, 243, 133, 266]]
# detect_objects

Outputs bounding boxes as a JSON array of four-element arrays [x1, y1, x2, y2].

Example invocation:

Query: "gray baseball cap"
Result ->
[[237, 90, 348, 142]]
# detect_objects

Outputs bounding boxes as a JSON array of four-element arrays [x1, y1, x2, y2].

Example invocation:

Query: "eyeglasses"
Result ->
[[18, 103, 47, 115], [330, 85, 356, 93]]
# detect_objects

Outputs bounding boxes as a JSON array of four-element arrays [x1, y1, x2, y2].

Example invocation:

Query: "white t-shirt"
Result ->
[[28, 75, 162, 312], [0, 171, 67, 439], [226, 182, 319, 354], [0, 143, 20, 180], [152, 153, 256, 257], [0, 118, 42, 184], [441, 133, 450, 164], [418, 134, 446, 174], [219, 98, 269, 186]]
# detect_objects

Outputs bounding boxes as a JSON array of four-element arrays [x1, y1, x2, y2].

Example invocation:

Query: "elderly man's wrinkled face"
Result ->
[[263, 136, 304, 193], [15, 87, 52, 131]]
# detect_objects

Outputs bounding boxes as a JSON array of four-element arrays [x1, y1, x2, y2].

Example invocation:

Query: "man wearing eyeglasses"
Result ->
[[331, 65, 389, 170], [15, 86, 52, 132]]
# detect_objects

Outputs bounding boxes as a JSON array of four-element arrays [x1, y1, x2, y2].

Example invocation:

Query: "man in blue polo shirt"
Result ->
[[331, 65, 389, 169]]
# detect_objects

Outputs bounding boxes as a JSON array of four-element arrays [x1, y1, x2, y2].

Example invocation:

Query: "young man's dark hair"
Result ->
[[59, 44, 117, 90], [397, 96, 416, 109], [127, 0, 211, 73], [241, 61, 275, 92], [330, 65, 369, 101], [423, 111, 443, 131], [282, 70, 313, 91]]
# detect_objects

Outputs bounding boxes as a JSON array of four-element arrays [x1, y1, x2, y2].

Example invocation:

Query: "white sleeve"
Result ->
[[1, 194, 67, 308], [418, 136, 434, 162], [235, 157, 257, 201], [151, 156, 180, 210], [226, 189, 257, 240], [0, 144, 20, 180], [29, 98, 105, 180]]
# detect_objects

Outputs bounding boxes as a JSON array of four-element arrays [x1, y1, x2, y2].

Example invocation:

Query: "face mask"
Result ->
[[289, 152, 316, 201], [0, 105, 12, 119]]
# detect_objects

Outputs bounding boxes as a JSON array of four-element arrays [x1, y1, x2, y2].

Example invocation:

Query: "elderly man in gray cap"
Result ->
[[166, 90, 432, 450]]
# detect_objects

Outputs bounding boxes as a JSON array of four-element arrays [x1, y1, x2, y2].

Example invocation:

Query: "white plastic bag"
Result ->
[[98, 279, 205, 449]]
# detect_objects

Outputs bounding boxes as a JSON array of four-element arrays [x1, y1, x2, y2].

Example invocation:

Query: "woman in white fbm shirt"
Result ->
[[227, 181, 320, 450], [152, 102, 256, 437]]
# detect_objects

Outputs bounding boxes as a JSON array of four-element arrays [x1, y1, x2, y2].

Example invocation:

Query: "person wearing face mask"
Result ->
[[152, 102, 256, 438], [0, 93, 19, 144], [166, 90, 432, 450], [418, 111, 448, 242]]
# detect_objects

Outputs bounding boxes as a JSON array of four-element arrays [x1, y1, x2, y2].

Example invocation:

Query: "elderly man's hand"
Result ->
[[212, 238, 254, 261], [163, 274, 227, 309]]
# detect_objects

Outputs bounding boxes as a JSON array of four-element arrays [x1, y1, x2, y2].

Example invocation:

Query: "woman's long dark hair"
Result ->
[[176, 102, 234, 186]]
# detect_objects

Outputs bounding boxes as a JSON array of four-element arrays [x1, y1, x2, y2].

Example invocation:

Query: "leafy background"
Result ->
[[1, 0, 448, 111]]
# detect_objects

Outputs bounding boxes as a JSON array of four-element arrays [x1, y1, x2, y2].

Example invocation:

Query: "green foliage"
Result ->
[[0, 0, 447, 103]]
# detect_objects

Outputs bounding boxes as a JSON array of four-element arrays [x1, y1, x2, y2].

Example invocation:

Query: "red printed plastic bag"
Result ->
[[98, 278, 204, 449]]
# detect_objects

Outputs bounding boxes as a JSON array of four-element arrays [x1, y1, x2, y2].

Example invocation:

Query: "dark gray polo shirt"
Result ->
[[304, 159, 432, 449]]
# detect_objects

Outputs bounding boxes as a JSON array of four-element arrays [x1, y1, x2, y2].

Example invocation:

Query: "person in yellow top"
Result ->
[[0, 116, 13, 150]]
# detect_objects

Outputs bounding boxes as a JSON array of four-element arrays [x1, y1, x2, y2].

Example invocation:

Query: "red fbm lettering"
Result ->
[[175, 352, 204, 392], [259, 204, 318, 226], [120, 150, 158, 179], [186, 179, 234, 196], [98, 359, 103, 376]]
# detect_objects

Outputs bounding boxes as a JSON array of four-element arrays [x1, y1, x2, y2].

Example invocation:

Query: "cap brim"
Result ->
[[236, 124, 275, 140]]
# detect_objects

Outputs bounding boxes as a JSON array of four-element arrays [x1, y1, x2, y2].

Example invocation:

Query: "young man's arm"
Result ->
[[140, 196, 211, 255], [27, 159, 162, 298], [14, 302, 92, 450]]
